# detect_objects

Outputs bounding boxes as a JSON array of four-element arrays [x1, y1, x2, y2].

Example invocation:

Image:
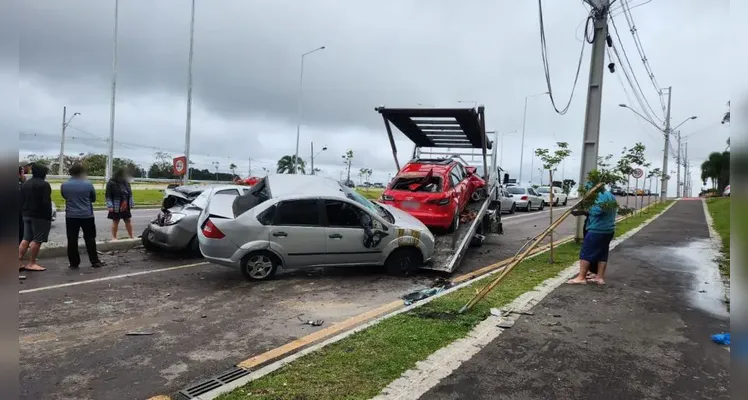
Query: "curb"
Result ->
[[38, 238, 141, 259], [186, 201, 677, 400]]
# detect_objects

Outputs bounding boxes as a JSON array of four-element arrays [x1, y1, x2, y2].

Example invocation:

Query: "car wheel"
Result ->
[[141, 227, 158, 252], [385, 247, 423, 276], [188, 236, 202, 257], [524, 202, 532, 212], [447, 207, 460, 233], [509, 203, 516, 214], [241, 251, 279, 281], [539, 201, 545, 211], [554, 199, 559, 206], [563, 198, 568, 206]]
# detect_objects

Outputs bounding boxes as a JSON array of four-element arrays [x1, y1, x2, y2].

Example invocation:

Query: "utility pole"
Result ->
[[684, 142, 689, 197], [248, 158, 252, 176], [184, 0, 196, 183], [675, 129, 681, 197], [660, 86, 672, 199], [575, 0, 609, 242], [106, 0, 120, 181], [59, 106, 67, 175], [310, 142, 315, 175]]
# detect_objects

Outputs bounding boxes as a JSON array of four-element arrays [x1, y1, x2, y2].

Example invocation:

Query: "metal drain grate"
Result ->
[[178, 366, 250, 399]]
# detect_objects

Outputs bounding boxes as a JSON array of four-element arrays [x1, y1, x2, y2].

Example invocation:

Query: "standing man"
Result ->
[[568, 183, 617, 285], [19, 163, 53, 272], [61, 164, 103, 269]]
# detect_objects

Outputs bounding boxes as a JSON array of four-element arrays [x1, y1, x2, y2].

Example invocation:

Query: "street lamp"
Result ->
[[310, 142, 327, 175], [520, 92, 549, 185], [293, 45, 326, 174], [59, 107, 81, 175]]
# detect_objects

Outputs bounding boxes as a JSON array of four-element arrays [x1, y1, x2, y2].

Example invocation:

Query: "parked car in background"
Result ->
[[380, 158, 480, 231], [373, 182, 385, 189], [198, 175, 436, 280], [505, 186, 544, 211], [142, 184, 250, 254], [723, 185, 730, 196], [499, 187, 517, 214], [627, 187, 637, 196], [611, 186, 625, 196], [536, 186, 568, 206]]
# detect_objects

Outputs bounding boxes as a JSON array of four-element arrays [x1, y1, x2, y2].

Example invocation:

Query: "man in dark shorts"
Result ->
[[568, 184, 617, 285], [61, 164, 103, 269], [19, 163, 53, 272]]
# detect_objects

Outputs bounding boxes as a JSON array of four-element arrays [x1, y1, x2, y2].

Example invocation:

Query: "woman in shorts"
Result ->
[[105, 168, 135, 239]]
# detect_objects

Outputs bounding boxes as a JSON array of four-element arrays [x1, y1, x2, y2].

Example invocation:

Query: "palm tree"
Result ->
[[721, 101, 730, 124], [229, 163, 237, 177], [700, 151, 730, 192], [277, 155, 306, 174]]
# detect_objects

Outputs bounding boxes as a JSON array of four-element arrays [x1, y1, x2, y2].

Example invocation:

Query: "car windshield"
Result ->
[[537, 187, 550, 193], [341, 184, 394, 223], [507, 187, 526, 194], [390, 175, 442, 193]]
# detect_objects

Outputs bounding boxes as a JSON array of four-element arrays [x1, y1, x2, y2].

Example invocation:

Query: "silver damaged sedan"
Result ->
[[197, 174, 435, 280]]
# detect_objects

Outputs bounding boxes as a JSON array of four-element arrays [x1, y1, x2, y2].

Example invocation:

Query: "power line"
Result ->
[[537, 0, 590, 115], [619, 0, 667, 115], [608, 14, 664, 123], [607, 46, 660, 143]]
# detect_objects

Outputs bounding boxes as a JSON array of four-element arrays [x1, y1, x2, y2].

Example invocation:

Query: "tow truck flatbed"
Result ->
[[376, 106, 503, 273]]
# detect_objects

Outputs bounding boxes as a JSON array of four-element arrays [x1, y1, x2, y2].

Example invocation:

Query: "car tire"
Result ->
[[141, 227, 158, 252], [447, 207, 460, 233], [539, 201, 545, 211], [188, 236, 202, 257], [509, 203, 516, 214], [241, 251, 279, 281], [563, 198, 568, 206], [385, 247, 423, 277], [554, 199, 559, 206], [524, 202, 531, 212]]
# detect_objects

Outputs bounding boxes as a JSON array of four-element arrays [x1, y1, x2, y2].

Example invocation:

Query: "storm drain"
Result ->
[[177, 366, 250, 399]]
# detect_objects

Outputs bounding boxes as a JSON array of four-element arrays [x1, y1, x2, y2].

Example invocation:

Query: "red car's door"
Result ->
[[449, 167, 468, 212]]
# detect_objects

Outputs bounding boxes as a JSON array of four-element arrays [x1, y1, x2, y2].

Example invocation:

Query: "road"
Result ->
[[20, 196, 656, 400], [49, 209, 159, 247]]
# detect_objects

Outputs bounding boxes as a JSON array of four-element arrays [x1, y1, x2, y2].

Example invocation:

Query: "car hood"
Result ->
[[381, 204, 430, 231]]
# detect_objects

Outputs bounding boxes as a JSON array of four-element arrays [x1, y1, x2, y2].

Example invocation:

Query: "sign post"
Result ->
[[173, 156, 187, 184], [631, 168, 644, 215]]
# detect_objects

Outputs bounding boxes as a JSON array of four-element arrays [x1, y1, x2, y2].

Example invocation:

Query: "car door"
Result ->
[[527, 188, 540, 208], [448, 169, 463, 210], [322, 199, 383, 266], [267, 199, 326, 268], [501, 189, 513, 211]]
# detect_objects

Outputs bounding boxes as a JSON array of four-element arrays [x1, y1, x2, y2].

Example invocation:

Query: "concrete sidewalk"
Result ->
[[421, 200, 730, 400]]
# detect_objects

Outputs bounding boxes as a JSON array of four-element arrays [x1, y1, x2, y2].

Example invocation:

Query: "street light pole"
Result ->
[[661, 86, 672, 199], [184, 0, 196, 182], [519, 92, 548, 186], [293, 46, 325, 174], [58, 107, 81, 175], [106, 0, 120, 181], [310, 142, 327, 175]]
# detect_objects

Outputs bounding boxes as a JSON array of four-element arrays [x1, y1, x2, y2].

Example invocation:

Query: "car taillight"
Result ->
[[381, 194, 394, 201], [202, 219, 225, 239], [521, 195, 528, 200], [427, 197, 450, 206]]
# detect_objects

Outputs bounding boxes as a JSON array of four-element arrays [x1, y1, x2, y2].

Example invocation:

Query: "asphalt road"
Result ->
[[48, 208, 159, 247], [20, 196, 656, 400]]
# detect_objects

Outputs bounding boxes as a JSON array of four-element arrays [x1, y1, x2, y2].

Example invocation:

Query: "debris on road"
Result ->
[[126, 330, 155, 336], [497, 319, 515, 329], [297, 317, 324, 327], [402, 280, 453, 306], [711, 332, 730, 346]]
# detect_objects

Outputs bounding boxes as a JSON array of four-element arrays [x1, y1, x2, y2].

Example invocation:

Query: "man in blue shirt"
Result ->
[[568, 183, 617, 285], [61, 164, 103, 269]]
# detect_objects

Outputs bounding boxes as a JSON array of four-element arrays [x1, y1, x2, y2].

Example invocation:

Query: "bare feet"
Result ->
[[591, 277, 606, 285], [566, 277, 587, 285], [25, 264, 46, 271], [586, 272, 597, 280]]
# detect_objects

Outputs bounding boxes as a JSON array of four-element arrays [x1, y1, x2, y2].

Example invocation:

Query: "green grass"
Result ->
[[356, 188, 384, 200], [218, 201, 673, 400], [706, 197, 731, 277], [52, 189, 164, 209]]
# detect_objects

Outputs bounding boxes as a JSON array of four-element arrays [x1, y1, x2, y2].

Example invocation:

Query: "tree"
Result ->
[[645, 168, 662, 209], [562, 179, 576, 195], [700, 151, 730, 192], [615, 143, 649, 206], [277, 155, 305, 174], [229, 163, 238, 177], [342, 150, 354, 183], [721, 101, 730, 124], [535, 142, 572, 262]]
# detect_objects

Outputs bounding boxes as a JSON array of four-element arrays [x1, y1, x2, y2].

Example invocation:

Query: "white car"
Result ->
[[536, 186, 568, 206], [723, 185, 730, 197]]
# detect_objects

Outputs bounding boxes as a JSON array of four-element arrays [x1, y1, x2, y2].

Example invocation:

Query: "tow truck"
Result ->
[[376, 106, 504, 273]]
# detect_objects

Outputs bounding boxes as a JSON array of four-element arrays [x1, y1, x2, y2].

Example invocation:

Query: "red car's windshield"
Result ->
[[390, 175, 442, 193]]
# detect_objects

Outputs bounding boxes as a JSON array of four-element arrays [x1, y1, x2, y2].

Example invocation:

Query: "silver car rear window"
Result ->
[[507, 187, 526, 194]]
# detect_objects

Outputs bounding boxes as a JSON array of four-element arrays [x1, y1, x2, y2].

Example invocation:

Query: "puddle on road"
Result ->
[[636, 239, 728, 319]]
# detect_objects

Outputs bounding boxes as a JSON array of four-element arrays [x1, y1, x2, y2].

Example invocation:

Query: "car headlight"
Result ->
[[165, 213, 186, 225]]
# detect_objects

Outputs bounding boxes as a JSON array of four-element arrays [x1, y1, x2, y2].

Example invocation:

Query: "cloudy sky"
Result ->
[[13, 0, 731, 195]]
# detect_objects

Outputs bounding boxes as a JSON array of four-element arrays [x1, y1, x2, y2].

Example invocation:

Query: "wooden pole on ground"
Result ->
[[459, 183, 603, 313]]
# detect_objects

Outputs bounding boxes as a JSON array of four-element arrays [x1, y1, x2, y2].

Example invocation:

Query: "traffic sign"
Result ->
[[631, 168, 644, 179], [173, 156, 187, 176]]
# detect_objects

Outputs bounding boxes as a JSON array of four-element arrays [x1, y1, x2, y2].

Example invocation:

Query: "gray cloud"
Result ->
[[13, 0, 733, 194]]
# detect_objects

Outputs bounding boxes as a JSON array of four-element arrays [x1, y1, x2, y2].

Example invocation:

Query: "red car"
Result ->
[[380, 159, 485, 231]]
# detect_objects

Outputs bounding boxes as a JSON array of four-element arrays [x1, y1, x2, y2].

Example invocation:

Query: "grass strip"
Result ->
[[219, 201, 673, 400], [706, 197, 731, 277], [52, 189, 165, 208]]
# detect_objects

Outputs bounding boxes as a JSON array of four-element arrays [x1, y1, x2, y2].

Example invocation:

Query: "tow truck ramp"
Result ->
[[376, 106, 503, 273]]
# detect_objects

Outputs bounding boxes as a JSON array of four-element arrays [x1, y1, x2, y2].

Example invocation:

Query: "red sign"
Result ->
[[173, 156, 187, 176], [631, 168, 644, 179]]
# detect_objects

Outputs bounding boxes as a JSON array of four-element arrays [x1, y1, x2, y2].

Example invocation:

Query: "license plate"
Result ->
[[402, 201, 420, 209]]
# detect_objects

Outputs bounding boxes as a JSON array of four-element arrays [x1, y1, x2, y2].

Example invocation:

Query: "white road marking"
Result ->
[[19, 261, 210, 294], [502, 205, 571, 221]]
